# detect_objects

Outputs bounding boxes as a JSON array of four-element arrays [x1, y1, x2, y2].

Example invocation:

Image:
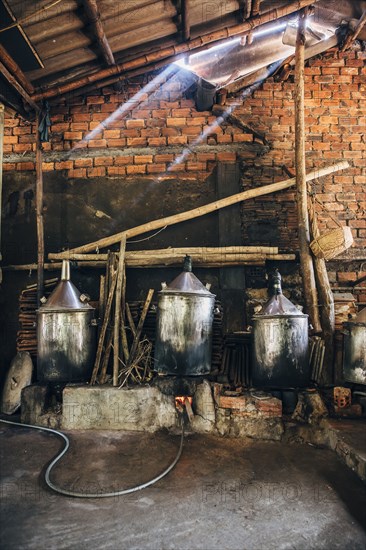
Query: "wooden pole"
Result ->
[[295, 8, 321, 332], [126, 289, 154, 368], [308, 201, 335, 384], [35, 113, 45, 306], [32, 0, 318, 100], [0, 44, 34, 94], [0, 103, 3, 284], [182, 0, 190, 40], [54, 161, 349, 258], [341, 10, 366, 52], [113, 235, 126, 386], [0, 61, 39, 112], [82, 0, 115, 66]]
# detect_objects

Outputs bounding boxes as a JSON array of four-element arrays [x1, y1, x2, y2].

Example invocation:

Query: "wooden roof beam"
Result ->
[[82, 0, 115, 66], [32, 0, 319, 101], [0, 44, 34, 95], [0, 61, 40, 112]]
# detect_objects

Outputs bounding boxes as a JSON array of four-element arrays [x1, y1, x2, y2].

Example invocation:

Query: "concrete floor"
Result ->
[[1, 422, 366, 550]]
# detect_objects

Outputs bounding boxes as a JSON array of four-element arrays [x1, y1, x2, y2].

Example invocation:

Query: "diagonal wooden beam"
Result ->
[[82, 0, 115, 66], [0, 60, 39, 112], [32, 0, 318, 101], [0, 44, 34, 94], [341, 10, 366, 51]]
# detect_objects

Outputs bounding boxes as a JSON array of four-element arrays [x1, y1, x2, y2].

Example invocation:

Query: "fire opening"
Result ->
[[175, 396, 193, 409]]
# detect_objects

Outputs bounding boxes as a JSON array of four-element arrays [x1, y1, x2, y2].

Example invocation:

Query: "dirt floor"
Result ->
[[1, 421, 365, 550]]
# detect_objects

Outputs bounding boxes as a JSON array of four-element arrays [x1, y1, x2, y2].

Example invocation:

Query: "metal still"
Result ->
[[251, 269, 309, 388], [37, 260, 96, 383], [343, 307, 366, 385], [154, 255, 215, 376]]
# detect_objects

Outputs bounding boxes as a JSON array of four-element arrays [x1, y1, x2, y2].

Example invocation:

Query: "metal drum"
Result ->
[[154, 255, 215, 376], [343, 308, 366, 385], [37, 260, 96, 383], [251, 269, 309, 388]]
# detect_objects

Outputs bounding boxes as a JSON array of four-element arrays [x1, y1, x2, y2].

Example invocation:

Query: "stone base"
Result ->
[[21, 380, 283, 440]]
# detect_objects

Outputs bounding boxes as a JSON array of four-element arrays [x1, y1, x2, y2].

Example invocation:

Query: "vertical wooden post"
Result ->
[[295, 8, 321, 333], [35, 113, 45, 306], [308, 202, 335, 383], [0, 104, 4, 284], [113, 235, 127, 386]]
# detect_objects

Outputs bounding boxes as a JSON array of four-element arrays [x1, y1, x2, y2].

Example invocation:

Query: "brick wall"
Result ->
[[3, 47, 365, 263]]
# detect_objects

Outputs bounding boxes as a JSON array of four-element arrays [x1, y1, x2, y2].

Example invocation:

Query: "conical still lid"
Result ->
[[161, 255, 214, 296], [257, 269, 305, 317], [38, 260, 93, 312]]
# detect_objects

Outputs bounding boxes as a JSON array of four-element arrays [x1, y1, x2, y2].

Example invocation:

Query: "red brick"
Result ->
[[166, 117, 186, 127], [255, 398, 282, 416], [103, 129, 120, 139], [106, 139, 127, 147], [55, 161, 74, 170], [41, 162, 54, 171], [74, 158, 93, 168], [64, 131, 83, 140], [134, 155, 153, 164], [87, 167, 106, 177], [126, 164, 146, 175], [147, 163, 166, 173], [68, 168, 87, 178], [13, 143, 33, 153], [148, 137, 167, 146], [155, 154, 174, 163], [94, 157, 113, 166], [127, 138, 147, 147], [115, 156, 134, 166], [182, 126, 201, 136], [107, 167, 126, 176], [126, 119, 145, 129], [3, 135, 18, 144], [3, 163, 16, 171], [87, 139, 107, 148], [186, 161, 206, 171], [217, 395, 248, 409], [167, 136, 187, 145]]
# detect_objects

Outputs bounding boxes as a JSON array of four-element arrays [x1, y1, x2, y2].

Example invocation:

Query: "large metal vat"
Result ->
[[343, 308, 366, 385], [154, 256, 215, 376], [37, 260, 96, 383], [251, 270, 309, 388]]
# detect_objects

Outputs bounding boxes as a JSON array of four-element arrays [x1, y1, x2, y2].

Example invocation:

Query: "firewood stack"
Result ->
[[16, 278, 58, 358]]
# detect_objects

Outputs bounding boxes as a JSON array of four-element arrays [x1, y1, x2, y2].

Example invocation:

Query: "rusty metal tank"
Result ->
[[251, 269, 309, 388], [154, 255, 215, 376], [37, 260, 97, 383], [343, 307, 366, 385]]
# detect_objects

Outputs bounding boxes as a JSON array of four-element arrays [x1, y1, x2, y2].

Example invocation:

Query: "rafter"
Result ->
[[0, 61, 39, 112], [0, 44, 34, 94], [341, 10, 366, 51], [82, 0, 115, 66]]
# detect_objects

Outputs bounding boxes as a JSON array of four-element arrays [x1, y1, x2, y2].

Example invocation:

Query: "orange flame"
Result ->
[[175, 396, 193, 409]]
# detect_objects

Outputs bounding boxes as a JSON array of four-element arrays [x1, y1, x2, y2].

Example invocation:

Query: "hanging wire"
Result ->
[[127, 226, 168, 244]]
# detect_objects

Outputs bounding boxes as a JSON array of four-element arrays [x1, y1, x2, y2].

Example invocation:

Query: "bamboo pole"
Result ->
[[295, 8, 321, 333], [32, 0, 318, 101], [54, 161, 349, 258], [126, 289, 154, 369], [308, 201, 335, 384], [35, 113, 45, 306], [113, 236, 126, 386]]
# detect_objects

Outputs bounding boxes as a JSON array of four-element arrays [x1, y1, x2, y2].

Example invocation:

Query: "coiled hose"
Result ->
[[0, 416, 184, 498]]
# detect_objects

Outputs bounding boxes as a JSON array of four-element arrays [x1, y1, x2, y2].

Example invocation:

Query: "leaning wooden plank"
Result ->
[[90, 268, 117, 385], [54, 161, 350, 258], [113, 236, 127, 387]]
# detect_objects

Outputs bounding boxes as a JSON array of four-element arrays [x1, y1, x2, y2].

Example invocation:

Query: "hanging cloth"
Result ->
[[38, 101, 51, 142]]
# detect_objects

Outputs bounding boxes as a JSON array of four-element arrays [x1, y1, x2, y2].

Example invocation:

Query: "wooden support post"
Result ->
[[182, 0, 190, 40], [0, 103, 3, 284], [55, 161, 348, 258], [295, 8, 321, 333], [113, 235, 127, 387], [35, 113, 45, 306], [308, 201, 335, 384]]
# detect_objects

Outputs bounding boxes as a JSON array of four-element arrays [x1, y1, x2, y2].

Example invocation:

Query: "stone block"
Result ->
[[191, 380, 216, 433], [62, 385, 177, 432], [21, 385, 61, 429]]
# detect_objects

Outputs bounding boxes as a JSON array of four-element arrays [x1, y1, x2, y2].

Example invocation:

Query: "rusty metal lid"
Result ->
[[38, 260, 94, 312], [160, 255, 214, 296]]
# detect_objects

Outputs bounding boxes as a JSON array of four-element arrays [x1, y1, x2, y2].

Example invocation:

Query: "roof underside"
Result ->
[[0, 0, 365, 114]]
